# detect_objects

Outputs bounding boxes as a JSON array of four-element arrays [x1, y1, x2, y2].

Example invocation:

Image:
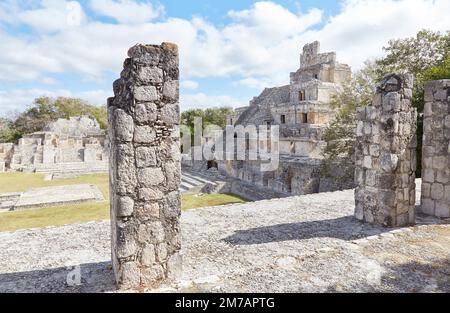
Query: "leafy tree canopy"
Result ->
[[0, 96, 107, 143], [181, 107, 233, 131], [322, 29, 450, 177]]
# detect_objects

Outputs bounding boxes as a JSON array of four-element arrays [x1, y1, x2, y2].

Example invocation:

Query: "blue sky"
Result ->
[[0, 0, 448, 115]]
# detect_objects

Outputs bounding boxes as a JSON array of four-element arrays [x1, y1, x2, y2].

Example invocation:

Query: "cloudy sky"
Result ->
[[0, 0, 449, 115]]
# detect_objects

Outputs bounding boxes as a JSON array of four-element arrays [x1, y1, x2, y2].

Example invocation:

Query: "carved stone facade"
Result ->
[[217, 41, 354, 196], [108, 43, 181, 289], [1, 116, 108, 174], [354, 74, 417, 227], [420, 79, 450, 218]]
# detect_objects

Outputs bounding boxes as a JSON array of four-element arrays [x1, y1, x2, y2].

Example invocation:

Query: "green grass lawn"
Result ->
[[181, 192, 247, 210], [0, 172, 247, 232], [0, 172, 110, 198]]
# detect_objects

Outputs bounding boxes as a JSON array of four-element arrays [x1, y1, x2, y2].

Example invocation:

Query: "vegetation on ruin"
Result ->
[[0, 173, 247, 232], [322, 29, 450, 178], [0, 96, 107, 143], [321, 60, 377, 179], [0, 117, 18, 143]]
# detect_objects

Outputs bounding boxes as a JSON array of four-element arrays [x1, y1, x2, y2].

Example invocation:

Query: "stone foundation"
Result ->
[[108, 43, 181, 289], [420, 79, 450, 217], [355, 74, 417, 227]]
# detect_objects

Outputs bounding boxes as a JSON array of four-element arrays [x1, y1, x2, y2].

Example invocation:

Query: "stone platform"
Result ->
[[1, 184, 104, 211], [0, 186, 448, 292]]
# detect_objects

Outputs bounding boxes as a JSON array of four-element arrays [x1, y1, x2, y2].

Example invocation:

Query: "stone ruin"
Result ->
[[201, 41, 354, 199], [355, 75, 450, 226], [354, 74, 417, 227], [108, 43, 182, 289], [0, 143, 13, 172], [420, 79, 450, 218], [0, 116, 108, 175]]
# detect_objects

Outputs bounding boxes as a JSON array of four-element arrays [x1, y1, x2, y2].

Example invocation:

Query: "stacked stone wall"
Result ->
[[420, 80, 450, 217], [108, 43, 181, 289], [354, 74, 417, 227]]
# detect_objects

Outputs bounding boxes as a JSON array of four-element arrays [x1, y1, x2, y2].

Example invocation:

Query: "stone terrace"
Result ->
[[0, 184, 448, 293]]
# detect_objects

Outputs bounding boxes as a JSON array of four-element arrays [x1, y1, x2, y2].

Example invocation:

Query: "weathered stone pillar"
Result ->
[[354, 74, 417, 227], [108, 43, 182, 289], [420, 80, 450, 217]]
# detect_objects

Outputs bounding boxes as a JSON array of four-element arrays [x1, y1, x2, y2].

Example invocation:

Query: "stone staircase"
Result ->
[[180, 171, 217, 193], [33, 162, 108, 174], [0, 192, 21, 212]]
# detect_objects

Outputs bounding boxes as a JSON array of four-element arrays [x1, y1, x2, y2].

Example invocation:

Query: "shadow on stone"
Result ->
[[377, 258, 450, 292], [223, 216, 392, 245], [0, 261, 115, 293], [326, 258, 450, 293]]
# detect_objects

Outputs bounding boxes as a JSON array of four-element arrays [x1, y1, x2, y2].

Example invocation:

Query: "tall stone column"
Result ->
[[108, 43, 182, 289], [354, 74, 417, 227], [420, 79, 450, 217]]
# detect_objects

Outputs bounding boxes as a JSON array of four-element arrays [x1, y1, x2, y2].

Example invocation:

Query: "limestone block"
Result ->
[[114, 109, 134, 142], [163, 80, 179, 102], [141, 244, 156, 266], [137, 67, 164, 84], [134, 125, 157, 143], [136, 146, 157, 168], [135, 103, 158, 124], [435, 201, 450, 218], [138, 167, 165, 186], [421, 183, 430, 198], [139, 188, 164, 201], [431, 183, 444, 200], [134, 86, 158, 102]]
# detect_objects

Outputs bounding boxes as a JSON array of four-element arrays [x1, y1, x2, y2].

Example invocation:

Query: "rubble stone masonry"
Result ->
[[108, 43, 181, 289], [420, 80, 450, 218], [355, 74, 417, 227]]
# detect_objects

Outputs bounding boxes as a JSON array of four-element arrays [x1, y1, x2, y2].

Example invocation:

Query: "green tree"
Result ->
[[12, 96, 108, 139], [376, 30, 449, 176], [322, 30, 450, 178], [376, 29, 449, 80], [13, 96, 60, 136], [321, 61, 377, 177], [181, 107, 233, 147], [204, 107, 233, 129], [0, 117, 20, 143], [181, 106, 232, 132]]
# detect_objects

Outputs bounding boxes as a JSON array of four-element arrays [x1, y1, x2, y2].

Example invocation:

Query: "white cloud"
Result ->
[[313, 0, 450, 70], [181, 80, 199, 90], [0, 89, 71, 115], [0, 0, 449, 111], [234, 76, 287, 90], [181, 93, 246, 111], [18, 0, 87, 33], [90, 0, 164, 24], [79, 89, 112, 105]]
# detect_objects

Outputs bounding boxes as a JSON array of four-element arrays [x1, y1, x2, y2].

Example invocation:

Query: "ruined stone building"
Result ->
[[420, 79, 450, 218], [217, 41, 354, 197], [0, 116, 108, 174]]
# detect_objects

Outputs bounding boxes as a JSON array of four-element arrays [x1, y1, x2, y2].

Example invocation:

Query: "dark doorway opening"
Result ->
[[207, 160, 218, 170]]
